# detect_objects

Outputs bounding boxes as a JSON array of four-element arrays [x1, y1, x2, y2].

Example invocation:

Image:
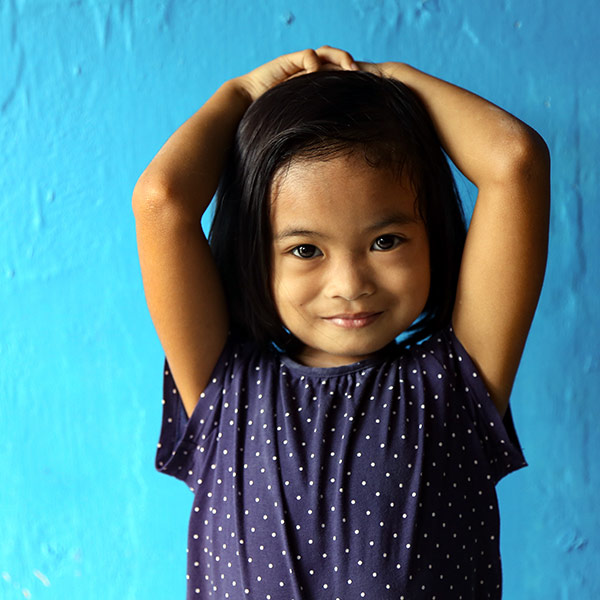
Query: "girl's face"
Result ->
[[270, 153, 430, 367]]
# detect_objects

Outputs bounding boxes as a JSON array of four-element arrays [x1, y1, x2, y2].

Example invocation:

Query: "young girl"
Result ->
[[133, 47, 549, 599]]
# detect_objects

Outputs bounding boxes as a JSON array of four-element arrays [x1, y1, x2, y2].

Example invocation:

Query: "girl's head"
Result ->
[[210, 70, 466, 357]]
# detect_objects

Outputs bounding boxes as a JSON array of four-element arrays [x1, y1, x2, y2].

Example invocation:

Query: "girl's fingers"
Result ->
[[297, 48, 321, 73], [239, 46, 359, 102], [315, 45, 359, 70], [272, 46, 357, 80]]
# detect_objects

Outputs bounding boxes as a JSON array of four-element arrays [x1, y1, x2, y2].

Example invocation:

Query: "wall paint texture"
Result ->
[[1, 1, 598, 598]]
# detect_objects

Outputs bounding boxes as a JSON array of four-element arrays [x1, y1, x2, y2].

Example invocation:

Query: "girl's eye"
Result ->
[[291, 244, 322, 259], [371, 235, 404, 251]]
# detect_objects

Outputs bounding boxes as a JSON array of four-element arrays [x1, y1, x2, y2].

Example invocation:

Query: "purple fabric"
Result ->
[[156, 327, 526, 599]]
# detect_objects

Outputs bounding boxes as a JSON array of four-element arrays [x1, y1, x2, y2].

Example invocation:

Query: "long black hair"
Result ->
[[209, 70, 466, 350]]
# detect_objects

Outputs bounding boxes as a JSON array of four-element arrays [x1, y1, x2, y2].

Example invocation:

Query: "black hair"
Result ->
[[209, 70, 466, 351]]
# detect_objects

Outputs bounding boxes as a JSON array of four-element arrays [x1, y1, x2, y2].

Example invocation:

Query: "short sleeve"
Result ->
[[155, 337, 242, 486], [434, 327, 528, 484]]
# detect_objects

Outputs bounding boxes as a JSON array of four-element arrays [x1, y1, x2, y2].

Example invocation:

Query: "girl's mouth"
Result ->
[[323, 312, 382, 329]]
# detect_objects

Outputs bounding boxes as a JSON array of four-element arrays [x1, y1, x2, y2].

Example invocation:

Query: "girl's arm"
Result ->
[[362, 62, 550, 418], [133, 47, 358, 417]]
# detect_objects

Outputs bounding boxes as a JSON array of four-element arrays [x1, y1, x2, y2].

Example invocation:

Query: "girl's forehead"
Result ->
[[271, 152, 409, 193], [270, 154, 419, 227]]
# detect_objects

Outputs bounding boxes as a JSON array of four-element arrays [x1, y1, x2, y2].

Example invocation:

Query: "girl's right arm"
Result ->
[[132, 47, 357, 417]]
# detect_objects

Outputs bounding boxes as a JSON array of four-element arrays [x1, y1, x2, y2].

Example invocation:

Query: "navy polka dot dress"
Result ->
[[156, 327, 527, 599]]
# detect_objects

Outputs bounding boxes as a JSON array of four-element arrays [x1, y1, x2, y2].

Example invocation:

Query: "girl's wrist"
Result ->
[[357, 61, 415, 86], [220, 77, 255, 111], [378, 62, 416, 84]]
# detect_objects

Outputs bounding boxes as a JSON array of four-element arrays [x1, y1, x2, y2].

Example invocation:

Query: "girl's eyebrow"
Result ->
[[364, 212, 420, 232], [274, 228, 332, 241], [274, 212, 419, 241]]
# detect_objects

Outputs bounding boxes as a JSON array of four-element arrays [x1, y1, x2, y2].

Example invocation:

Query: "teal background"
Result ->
[[1, 0, 599, 598]]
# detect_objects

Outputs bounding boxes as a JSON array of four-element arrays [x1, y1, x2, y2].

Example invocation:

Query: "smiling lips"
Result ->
[[323, 312, 382, 329]]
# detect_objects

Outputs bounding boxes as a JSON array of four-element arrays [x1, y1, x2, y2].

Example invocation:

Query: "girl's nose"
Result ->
[[326, 257, 375, 301]]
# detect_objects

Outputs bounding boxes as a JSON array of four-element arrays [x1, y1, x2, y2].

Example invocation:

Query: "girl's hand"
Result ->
[[356, 60, 410, 81], [236, 46, 359, 103], [355, 61, 385, 76]]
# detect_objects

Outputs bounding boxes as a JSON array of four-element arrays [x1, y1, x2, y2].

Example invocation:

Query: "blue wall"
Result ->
[[1, 1, 598, 598]]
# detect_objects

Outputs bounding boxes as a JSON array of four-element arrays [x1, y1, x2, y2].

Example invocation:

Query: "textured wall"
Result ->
[[1, 1, 598, 598]]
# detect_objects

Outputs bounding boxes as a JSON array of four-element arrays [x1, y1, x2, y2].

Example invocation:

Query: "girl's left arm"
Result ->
[[363, 62, 550, 418]]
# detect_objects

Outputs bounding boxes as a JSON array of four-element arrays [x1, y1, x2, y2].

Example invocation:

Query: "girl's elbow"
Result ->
[[486, 126, 550, 187], [132, 173, 190, 224], [507, 126, 550, 178], [132, 175, 165, 219]]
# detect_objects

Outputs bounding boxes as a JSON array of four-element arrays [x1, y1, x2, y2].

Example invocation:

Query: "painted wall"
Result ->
[[1, 1, 598, 598]]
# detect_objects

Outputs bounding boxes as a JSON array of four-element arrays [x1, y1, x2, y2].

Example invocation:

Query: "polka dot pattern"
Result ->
[[156, 327, 526, 599]]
